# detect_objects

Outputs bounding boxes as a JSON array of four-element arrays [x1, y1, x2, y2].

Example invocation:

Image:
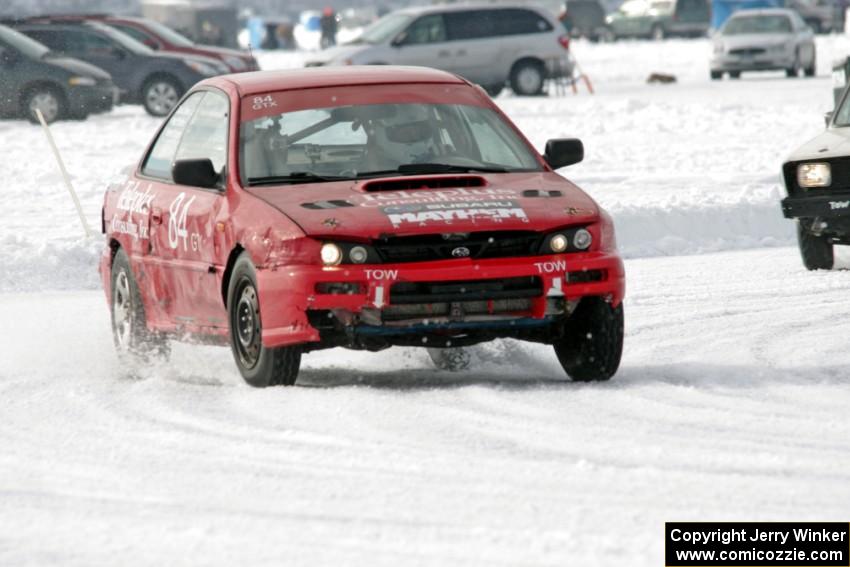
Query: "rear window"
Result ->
[[723, 15, 793, 34]]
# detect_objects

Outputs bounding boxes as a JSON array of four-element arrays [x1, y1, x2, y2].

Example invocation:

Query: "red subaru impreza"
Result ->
[[100, 66, 625, 386]]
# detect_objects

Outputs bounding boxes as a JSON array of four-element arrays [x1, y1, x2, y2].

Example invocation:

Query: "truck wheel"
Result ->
[[427, 347, 471, 371], [227, 253, 300, 387], [510, 60, 545, 96], [24, 86, 64, 124], [142, 76, 182, 117], [797, 223, 834, 270], [554, 297, 623, 382], [111, 248, 169, 362]]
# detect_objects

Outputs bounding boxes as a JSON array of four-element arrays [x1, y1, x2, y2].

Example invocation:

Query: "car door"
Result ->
[[391, 14, 456, 72], [139, 90, 229, 329], [0, 40, 23, 114]]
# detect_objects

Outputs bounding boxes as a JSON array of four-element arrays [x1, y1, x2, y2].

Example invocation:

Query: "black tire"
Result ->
[[482, 83, 504, 97], [23, 85, 65, 124], [554, 297, 624, 382], [510, 60, 545, 96], [710, 70, 722, 80], [786, 52, 800, 78], [427, 347, 471, 372], [111, 248, 169, 362], [227, 253, 300, 387], [797, 223, 834, 270], [141, 75, 182, 117], [729, 71, 741, 79], [804, 55, 816, 78]]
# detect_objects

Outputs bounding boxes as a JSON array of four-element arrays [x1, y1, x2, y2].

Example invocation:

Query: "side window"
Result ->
[[142, 92, 204, 179], [23, 30, 68, 52], [78, 30, 118, 56], [493, 9, 553, 36], [401, 14, 447, 45], [111, 24, 157, 47], [445, 11, 497, 40], [174, 91, 230, 178]]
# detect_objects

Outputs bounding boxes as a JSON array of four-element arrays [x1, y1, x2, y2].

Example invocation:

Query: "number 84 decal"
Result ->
[[168, 192, 200, 251]]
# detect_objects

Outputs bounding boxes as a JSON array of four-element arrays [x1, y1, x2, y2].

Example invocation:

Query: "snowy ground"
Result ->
[[2, 38, 850, 565]]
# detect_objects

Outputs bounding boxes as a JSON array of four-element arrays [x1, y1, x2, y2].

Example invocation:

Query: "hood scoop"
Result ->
[[362, 175, 486, 192], [301, 199, 355, 210]]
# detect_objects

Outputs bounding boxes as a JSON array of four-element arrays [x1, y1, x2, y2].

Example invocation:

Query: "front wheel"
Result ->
[[797, 223, 834, 270], [710, 70, 722, 80], [554, 297, 624, 382], [227, 253, 301, 387], [24, 87, 64, 124], [142, 76, 182, 117]]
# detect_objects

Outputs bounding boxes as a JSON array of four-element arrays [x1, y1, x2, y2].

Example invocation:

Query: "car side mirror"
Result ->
[[825, 111, 834, 127], [544, 138, 584, 169], [391, 31, 408, 47], [173, 159, 220, 188]]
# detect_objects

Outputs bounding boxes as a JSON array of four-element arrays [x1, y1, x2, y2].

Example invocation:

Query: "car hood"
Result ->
[[246, 172, 601, 239], [786, 127, 850, 162], [44, 55, 112, 80], [304, 44, 370, 65], [718, 33, 792, 49]]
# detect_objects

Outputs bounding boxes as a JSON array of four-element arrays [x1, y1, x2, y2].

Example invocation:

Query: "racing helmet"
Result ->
[[370, 104, 438, 167]]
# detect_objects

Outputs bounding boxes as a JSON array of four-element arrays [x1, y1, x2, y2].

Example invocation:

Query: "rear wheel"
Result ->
[[797, 223, 834, 270], [510, 60, 545, 96], [227, 253, 301, 387], [554, 297, 624, 382], [24, 86, 64, 124], [111, 248, 169, 363], [142, 76, 182, 117], [710, 70, 722, 80], [427, 347, 471, 372]]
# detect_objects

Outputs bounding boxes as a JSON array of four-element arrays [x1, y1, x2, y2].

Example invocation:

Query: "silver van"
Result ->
[[305, 3, 574, 97]]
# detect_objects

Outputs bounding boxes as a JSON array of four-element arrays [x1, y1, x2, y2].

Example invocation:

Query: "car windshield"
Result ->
[[350, 13, 414, 45], [88, 22, 154, 54], [723, 15, 792, 35], [0, 25, 49, 58], [240, 102, 543, 186], [136, 18, 195, 47]]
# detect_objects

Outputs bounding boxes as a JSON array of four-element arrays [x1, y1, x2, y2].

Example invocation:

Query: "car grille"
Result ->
[[390, 276, 542, 305], [382, 298, 534, 321], [374, 231, 542, 263], [729, 48, 766, 56]]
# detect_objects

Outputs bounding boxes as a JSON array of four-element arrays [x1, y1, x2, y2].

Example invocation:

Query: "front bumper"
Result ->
[[781, 193, 850, 219], [256, 251, 625, 348], [712, 53, 794, 72]]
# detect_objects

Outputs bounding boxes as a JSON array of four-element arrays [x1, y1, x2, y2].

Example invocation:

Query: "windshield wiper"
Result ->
[[356, 163, 511, 178], [247, 172, 351, 186]]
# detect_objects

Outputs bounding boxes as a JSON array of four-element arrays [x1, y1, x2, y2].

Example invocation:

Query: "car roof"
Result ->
[[214, 66, 468, 97], [395, 2, 549, 16], [728, 8, 796, 17]]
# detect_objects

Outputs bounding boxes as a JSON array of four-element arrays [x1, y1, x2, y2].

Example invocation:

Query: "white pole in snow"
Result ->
[[35, 108, 93, 239]]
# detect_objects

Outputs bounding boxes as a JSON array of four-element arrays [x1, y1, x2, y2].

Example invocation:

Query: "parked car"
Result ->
[[100, 66, 625, 386], [786, 0, 845, 34], [606, 0, 710, 40], [0, 24, 115, 123], [14, 20, 229, 117], [781, 89, 850, 269], [561, 0, 614, 42], [71, 15, 260, 72], [710, 9, 816, 80], [304, 4, 574, 97]]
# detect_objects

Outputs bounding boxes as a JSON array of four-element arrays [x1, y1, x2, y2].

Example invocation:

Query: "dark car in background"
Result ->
[[72, 15, 259, 72], [606, 0, 711, 39], [562, 0, 613, 42], [787, 0, 845, 34], [13, 20, 228, 116], [0, 24, 115, 123]]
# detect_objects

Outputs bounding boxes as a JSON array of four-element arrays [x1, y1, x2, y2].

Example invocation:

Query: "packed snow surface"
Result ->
[[2, 38, 850, 566]]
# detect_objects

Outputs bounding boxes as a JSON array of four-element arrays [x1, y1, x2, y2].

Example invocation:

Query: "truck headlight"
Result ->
[[798, 163, 832, 188], [321, 243, 343, 266]]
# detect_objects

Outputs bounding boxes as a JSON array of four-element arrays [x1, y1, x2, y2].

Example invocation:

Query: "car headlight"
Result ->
[[549, 234, 569, 253], [68, 76, 97, 87], [223, 55, 246, 71], [321, 243, 343, 266], [573, 228, 593, 250], [798, 163, 832, 188], [349, 246, 369, 264], [184, 59, 220, 77]]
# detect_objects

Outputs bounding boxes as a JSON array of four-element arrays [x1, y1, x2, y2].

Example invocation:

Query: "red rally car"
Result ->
[[100, 66, 625, 387]]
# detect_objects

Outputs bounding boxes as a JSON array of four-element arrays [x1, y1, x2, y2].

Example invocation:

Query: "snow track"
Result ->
[[2, 38, 850, 565]]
